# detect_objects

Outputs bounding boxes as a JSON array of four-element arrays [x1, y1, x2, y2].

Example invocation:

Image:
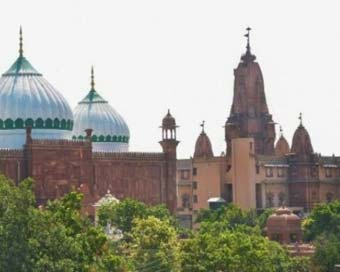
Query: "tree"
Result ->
[[312, 233, 340, 272], [0, 175, 130, 272], [180, 225, 292, 272], [130, 216, 180, 272], [0, 176, 35, 271], [196, 204, 258, 230], [287, 257, 311, 272], [97, 198, 175, 234], [303, 201, 340, 241]]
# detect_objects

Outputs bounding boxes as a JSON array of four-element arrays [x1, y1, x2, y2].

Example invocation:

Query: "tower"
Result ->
[[225, 28, 275, 156], [288, 114, 318, 211], [159, 110, 179, 213]]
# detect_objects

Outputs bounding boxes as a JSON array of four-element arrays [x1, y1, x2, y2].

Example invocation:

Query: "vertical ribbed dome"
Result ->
[[291, 124, 313, 156], [275, 128, 290, 156], [275, 135, 290, 156], [194, 123, 214, 158], [72, 68, 130, 152], [0, 30, 73, 149]]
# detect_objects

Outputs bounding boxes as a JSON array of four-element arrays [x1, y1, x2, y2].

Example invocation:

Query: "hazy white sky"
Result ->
[[1, 0, 339, 158]]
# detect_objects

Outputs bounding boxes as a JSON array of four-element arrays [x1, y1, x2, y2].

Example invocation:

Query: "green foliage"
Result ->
[[0, 176, 130, 272], [0, 174, 314, 272], [312, 233, 340, 272], [287, 256, 311, 272], [303, 200, 340, 241], [97, 198, 175, 235], [196, 204, 258, 230], [0, 176, 35, 271], [257, 208, 275, 230], [180, 226, 291, 272], [131, 216, 180, 272]]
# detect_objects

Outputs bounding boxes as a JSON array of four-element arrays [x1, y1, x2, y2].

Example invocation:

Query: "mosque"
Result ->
[[177, 28, 340, 224], [0, 29, 178, 214]]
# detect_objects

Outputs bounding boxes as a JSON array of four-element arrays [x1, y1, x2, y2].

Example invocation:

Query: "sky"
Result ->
[[0, 0, 339, 158]]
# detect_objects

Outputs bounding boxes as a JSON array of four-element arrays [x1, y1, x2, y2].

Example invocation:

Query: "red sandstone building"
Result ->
[[0, 30, 178, 214], [177, 28, 340, 220]]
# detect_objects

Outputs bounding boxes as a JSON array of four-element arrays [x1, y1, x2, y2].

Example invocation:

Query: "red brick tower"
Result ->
[[225, 28, 275, 156], [159, 110, 179, 213]]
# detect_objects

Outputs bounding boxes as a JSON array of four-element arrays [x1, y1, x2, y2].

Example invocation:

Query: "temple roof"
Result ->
[[194, 122, 214, 158]]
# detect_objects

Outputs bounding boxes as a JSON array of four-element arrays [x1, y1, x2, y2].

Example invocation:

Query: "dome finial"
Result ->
[[241, 27, 256, 63], [299, 112, 303, 126], [19, 26, 23, 57], [245, 27, 251, 54], [200, 120, 205, 133], [90, 66, 95, 91], [279, 125, 283, 136]]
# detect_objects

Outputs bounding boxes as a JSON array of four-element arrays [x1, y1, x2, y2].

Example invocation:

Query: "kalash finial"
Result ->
[[90, 66, 95, 91], [299, 112, 303, 126], [241, 27, 256, 63], [245, 27, 251, 53], [200, 120, 205, 133], [19, 26, 23, 57]]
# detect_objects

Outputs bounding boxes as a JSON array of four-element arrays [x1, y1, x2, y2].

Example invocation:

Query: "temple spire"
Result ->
[[241, 27, 256, 63], [90, 66, 95, 91], [19, 26, 23, 57], [200, 120, 205, 133]]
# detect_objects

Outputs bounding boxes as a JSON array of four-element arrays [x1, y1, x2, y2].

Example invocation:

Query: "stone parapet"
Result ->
[[30, 139, 90, 147], [93, 152, 164, 161], [0, 149, 24, 158]]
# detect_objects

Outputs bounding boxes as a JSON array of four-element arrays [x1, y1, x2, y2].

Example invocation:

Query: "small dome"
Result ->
[[162, 110, 176, 129], [194, 130, 214, 158], [0, 32, 73, 149], [94, 190, 119, 207], [72, 68, 129, 152], [275, 135, 290, 156], [266, 207, 301, 231], [291, 124, 313, 155]]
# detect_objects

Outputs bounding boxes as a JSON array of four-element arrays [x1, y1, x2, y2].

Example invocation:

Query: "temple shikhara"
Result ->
[[177, 28, 340, 225], [0, 28, 178, 214]]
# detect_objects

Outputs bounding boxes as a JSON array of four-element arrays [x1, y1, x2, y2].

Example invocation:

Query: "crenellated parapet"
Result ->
[[29, 139, 91, 147], [93, 151, 165, 161], [0, 149, 24, 158]]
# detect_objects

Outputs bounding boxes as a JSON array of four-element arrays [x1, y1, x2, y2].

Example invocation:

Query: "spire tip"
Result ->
[[90, 66, 95, 90], [19, 26, 23, 57]]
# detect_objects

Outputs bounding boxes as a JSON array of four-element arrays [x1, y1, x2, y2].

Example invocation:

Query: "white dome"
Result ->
[[0, 55, 73, 149], [72, 72, 130, 152]]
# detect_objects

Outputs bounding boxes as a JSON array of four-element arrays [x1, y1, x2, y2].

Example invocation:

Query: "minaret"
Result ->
[[225, 27, 275, 156], [159, 110, 179, 213]]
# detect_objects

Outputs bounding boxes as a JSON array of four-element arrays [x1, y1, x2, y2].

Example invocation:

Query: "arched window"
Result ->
[[45, 118, 53, 128], [181, 193, 190, 209], [35, 118, 44, 128], [5, 119, 14, 129], [15, 118, 24, 129], [53, 118, 60, 129], [25, 118, 34, 128], [61, 119, 66, 129]]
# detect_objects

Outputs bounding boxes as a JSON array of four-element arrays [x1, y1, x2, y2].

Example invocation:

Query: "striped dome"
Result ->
[[72, 68, 130, 152], [0, 34, 73, 149]]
